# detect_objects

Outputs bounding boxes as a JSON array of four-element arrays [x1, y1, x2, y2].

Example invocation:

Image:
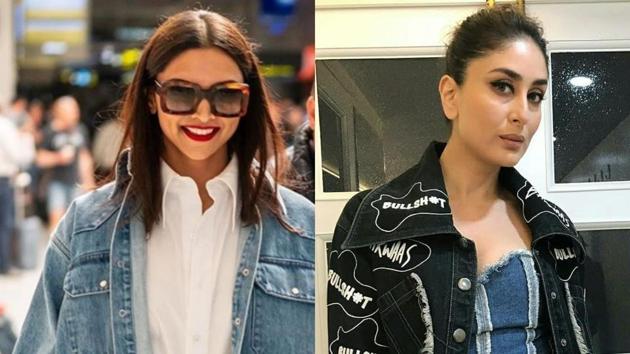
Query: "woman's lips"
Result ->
[[499, 134, 525, 150], [181, 126, 220, 142]]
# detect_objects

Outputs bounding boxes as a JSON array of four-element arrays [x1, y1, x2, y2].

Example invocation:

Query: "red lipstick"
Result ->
[[181, 126, 220, 142]]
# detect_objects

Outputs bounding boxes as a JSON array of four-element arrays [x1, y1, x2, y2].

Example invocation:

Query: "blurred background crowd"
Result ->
[[0, 1, 314, 352]]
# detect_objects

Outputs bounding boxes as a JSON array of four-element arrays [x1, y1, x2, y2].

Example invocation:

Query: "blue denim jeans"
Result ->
[[46, 181, 78, 214], [0, 315, 16, 354], [0, 178, 15, 273]]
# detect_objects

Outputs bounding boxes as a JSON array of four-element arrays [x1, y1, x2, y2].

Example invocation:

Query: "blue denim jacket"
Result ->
[[13, 150, 315, 353]]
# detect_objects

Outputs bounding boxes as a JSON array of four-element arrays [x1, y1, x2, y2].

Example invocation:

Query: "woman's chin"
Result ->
[[496, 153, 524, 168]]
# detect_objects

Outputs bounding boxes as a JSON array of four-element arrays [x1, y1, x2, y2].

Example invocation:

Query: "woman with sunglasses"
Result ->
[[327, 5, 592, 354], [14, 10, 314, 354]]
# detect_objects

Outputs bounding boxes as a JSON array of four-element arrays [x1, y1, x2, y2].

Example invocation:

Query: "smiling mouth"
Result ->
[[181, 126, 220, 142]]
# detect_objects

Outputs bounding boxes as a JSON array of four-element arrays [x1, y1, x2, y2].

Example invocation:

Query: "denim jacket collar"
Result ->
[[342, 141, 584, 260], [108, 148, 287, 216]]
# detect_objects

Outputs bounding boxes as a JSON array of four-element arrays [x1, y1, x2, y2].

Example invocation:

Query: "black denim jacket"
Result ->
[[327, 142, 593, 354]]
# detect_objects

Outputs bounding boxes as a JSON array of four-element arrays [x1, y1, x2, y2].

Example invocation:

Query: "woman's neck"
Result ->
[[439, 138, 501, 206]]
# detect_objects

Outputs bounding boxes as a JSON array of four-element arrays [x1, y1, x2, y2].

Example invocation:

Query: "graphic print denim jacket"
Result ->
[[328, 142, 593, 354], [14, 149, 315, 354]]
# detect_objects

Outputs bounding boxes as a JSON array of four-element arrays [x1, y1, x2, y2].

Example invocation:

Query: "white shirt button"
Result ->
[[192, 334, 200, 342]]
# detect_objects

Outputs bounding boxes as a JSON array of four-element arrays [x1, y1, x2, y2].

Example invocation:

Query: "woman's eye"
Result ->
[[528, 92, 545, 103], [491, 81, 513, 94]]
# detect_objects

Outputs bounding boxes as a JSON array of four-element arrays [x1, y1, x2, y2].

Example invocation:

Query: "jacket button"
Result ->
[[241, 268, 250, 277], [551, 291, 557, 299], [291, 287, 300, 295], [453, 328, 466, 343], [560, 338, 567, 347], [234, 317, 241, 326], [459, 238, 469, 249], [99, 280, 108, 289], [119, 309, 128, 318], [457, 278, 471, 291]]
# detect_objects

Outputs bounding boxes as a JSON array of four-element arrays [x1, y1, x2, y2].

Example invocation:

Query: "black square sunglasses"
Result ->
[[154, 79, 250, 117]]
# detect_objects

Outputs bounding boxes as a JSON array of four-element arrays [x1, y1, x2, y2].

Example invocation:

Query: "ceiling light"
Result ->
[[568, 76, 593, 87]]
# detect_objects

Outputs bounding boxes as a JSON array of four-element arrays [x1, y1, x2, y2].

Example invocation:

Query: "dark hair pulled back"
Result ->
[[445, 5, 548, 85]]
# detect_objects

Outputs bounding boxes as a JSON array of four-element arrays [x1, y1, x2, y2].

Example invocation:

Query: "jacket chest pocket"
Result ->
[[61, 251, 113, 353], [64, 251, 111, 297], [377, 273, 435, 354], [246, 259, 315, 353]]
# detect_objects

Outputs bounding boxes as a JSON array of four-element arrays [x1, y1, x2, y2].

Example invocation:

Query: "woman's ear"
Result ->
[[148, 93, 157, 114], [438, 74, 459, 121]]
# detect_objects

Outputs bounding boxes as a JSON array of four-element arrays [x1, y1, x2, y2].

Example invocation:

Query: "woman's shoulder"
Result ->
[[335, 189, 372, 232], [278, 185, 313, 210], [74, 182, 122, 225], [53, 182, 123, 246], [276, 185, 314, 235], [259, 186, 314, 264], [278, 185, 313, 221]]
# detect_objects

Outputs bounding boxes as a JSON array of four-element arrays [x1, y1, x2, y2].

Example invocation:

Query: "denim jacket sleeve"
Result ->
[[327, 191, 390, 354], [12, 202, 75, 353]]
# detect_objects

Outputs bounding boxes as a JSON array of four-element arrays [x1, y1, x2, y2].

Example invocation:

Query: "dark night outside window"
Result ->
[[551, 51, 630, 184]]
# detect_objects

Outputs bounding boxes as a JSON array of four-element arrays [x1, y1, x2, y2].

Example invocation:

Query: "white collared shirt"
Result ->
[[146, 156, 241, 354]]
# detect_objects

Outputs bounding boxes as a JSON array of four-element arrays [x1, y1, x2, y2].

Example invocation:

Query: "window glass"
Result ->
[[316, 58, 450, 192], [551, 51, 630, 183]]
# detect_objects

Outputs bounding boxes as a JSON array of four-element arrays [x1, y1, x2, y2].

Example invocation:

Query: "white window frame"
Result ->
[[545, 40, 630, 192]]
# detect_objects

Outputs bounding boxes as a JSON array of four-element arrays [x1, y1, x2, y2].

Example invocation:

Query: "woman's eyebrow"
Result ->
[[489, 67, 548, 86]]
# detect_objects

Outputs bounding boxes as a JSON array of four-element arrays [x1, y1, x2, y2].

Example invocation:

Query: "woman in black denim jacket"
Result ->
[[328, 5, 593, 354]]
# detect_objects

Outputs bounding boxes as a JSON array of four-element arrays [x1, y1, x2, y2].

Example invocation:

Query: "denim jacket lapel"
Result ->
[[129, 215, 152, 354], [108, 203, 138, 353], [231, 221, 263, 353]]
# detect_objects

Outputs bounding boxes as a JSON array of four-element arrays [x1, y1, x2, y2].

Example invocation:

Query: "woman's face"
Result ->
[[444, 37, 548, 167], [153, 47, 243, 164]]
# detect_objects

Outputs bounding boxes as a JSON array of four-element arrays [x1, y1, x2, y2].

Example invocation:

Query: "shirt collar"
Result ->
[[342, 141, 583, 260], [206, 155, 240, 231], [159, 155, 241, 232], [112, 149, 283, 226]]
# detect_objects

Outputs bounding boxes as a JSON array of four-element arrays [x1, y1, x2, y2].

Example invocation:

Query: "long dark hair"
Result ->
[[106, 10, 288, 233]]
